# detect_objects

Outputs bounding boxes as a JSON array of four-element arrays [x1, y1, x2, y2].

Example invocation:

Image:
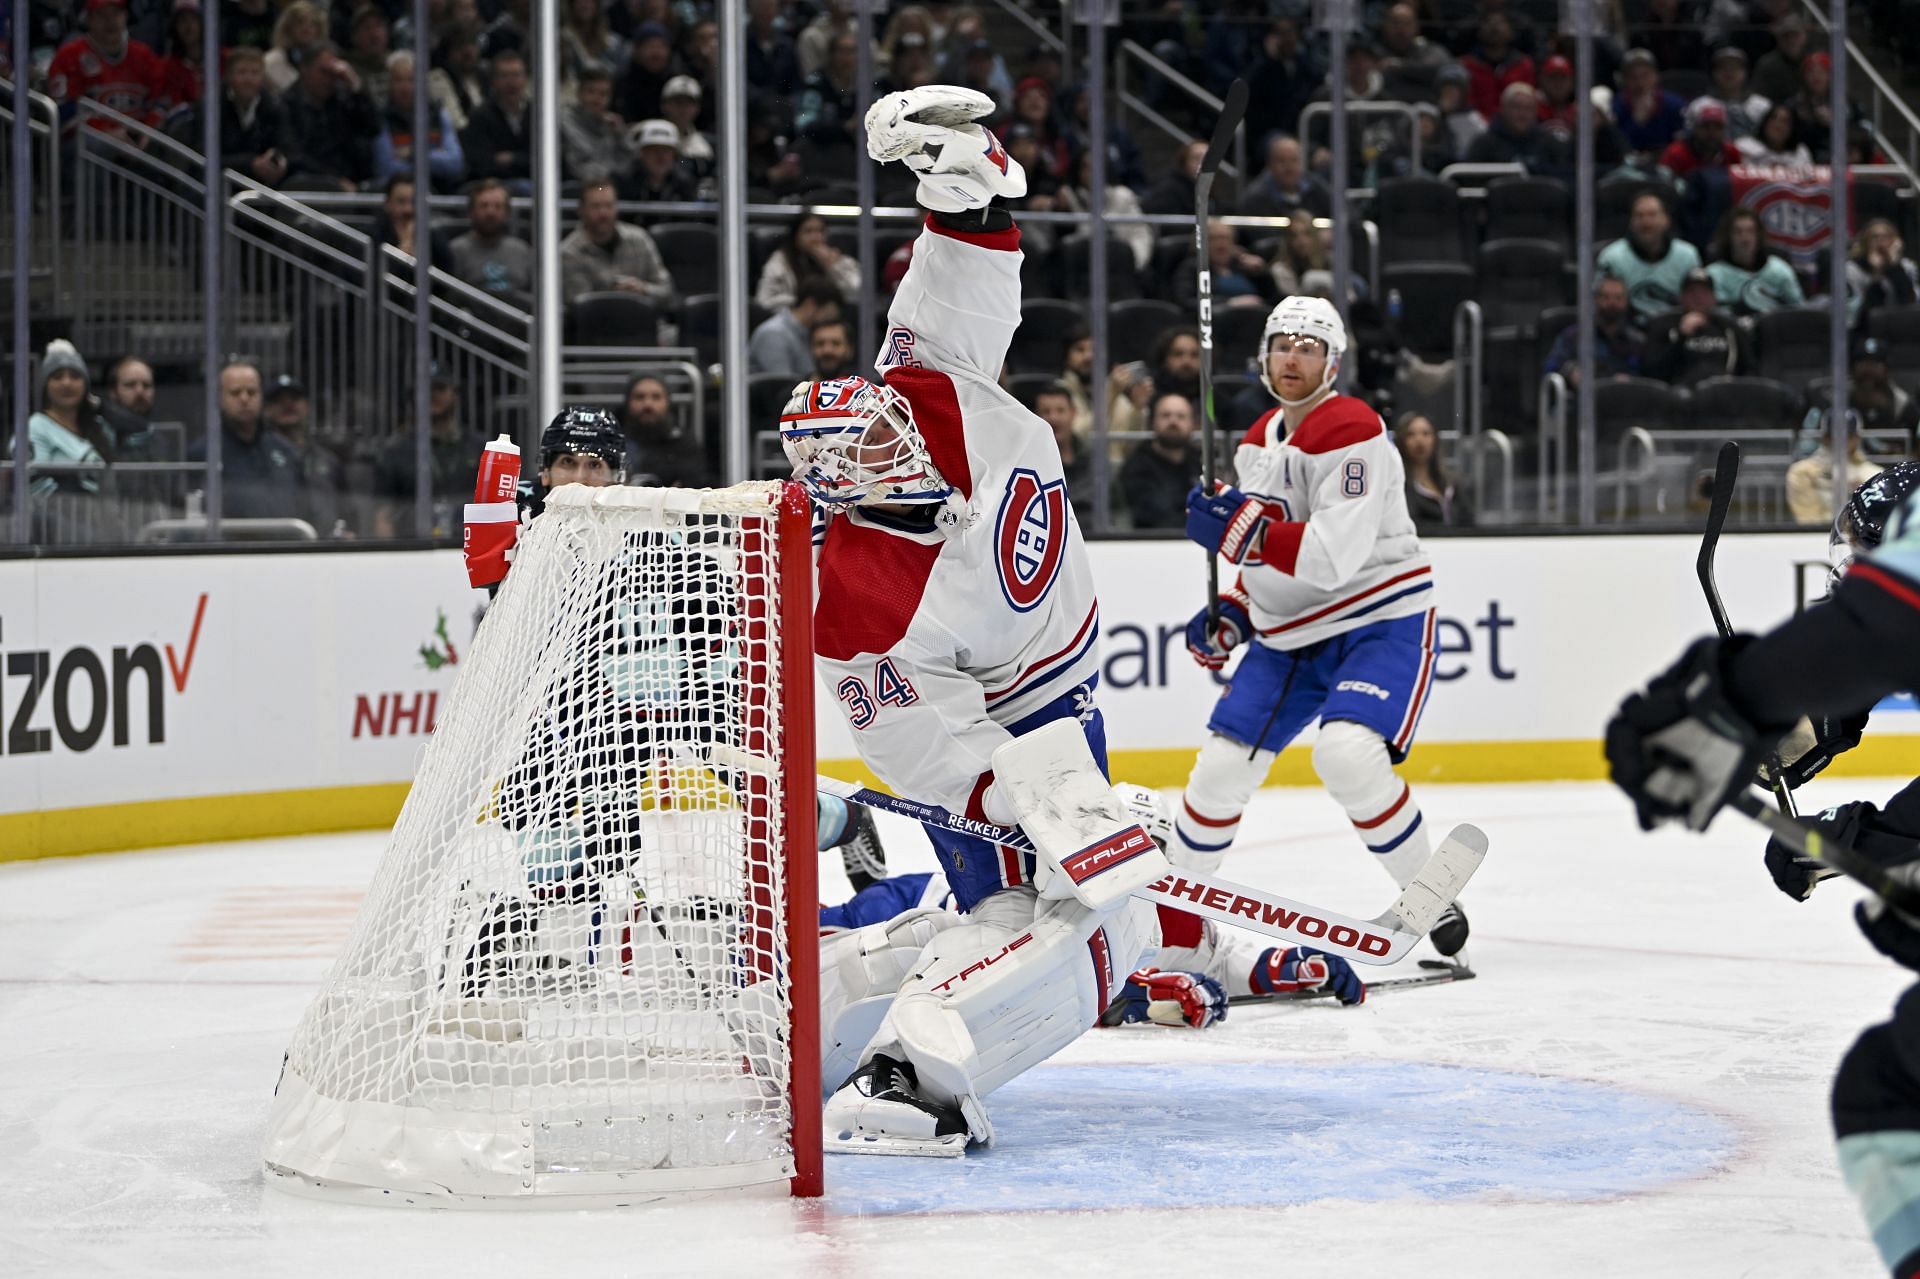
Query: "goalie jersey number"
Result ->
[[995, 468, 1068, 612]]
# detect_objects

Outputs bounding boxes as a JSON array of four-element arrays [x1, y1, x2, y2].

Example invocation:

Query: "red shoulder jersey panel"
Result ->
[[878, 364, 974, 501], [814, 518, 944, 662], [1243, 406, 1283, 449], [1287, 396, 1387, 454]]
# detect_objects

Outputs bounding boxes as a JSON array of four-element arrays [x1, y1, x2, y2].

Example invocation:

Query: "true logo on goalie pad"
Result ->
[[929, 931, 1035, 993], [995, 468, 1068, 612], [1060, 824, 1157, 884], [1148, 875, 1394, 957]]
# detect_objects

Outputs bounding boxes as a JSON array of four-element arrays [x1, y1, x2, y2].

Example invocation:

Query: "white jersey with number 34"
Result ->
[[811, 216, 1101, 822]]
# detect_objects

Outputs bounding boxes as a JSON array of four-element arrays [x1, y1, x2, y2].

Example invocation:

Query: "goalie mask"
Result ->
[[1828, 459, 1920, 592], [1258, 295, 1348, 406], [778, 375, 958, 514]]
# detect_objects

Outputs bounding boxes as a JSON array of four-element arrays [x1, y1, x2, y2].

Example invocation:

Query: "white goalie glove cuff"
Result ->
[[864, 86, 1027, 213]]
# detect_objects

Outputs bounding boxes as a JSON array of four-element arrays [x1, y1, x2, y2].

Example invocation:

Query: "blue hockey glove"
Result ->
[[1185, 484, 1287, 565], [1185, 587, 1253, 670], [1100, 967, 1230, 1028], [1254, 945, 1366, 1006]]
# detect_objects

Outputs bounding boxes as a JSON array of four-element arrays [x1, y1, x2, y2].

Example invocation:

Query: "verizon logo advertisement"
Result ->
[[0, 592, 204, 756]]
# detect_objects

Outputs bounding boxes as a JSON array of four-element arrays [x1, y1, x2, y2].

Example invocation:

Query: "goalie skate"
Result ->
[[824, 1055, 971, 1158]]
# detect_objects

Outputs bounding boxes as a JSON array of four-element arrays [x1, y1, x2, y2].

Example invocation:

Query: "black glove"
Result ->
[[1764, 801, 1861, 901], [1776, 709, 1871, 790], [1835, 803, 1920, 972], [1605, 636, 1792, 832]]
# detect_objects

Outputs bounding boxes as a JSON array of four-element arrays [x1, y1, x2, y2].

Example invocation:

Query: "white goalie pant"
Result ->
[[822, 886, 1159, 1139]]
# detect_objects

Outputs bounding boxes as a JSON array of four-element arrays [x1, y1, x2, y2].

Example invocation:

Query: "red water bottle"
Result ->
[[474, 434, 521, 503]]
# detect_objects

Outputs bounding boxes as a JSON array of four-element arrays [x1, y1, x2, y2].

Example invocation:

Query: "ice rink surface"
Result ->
[[4, 777, 1913, 1278]]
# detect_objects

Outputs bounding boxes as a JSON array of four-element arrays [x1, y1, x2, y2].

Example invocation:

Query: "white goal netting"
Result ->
[[263, 482, 818, 1205]]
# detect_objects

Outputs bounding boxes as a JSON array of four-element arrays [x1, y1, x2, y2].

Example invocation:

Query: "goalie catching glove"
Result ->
[[864, 85, 1026, 213]]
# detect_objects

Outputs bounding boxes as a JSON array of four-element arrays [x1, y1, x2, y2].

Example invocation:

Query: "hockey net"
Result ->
[[263, 481, 820, 1204]]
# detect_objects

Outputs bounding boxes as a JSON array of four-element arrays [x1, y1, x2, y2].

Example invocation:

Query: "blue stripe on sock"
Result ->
[[1177, 831, 1235, 853], [1366, 811, 1424, 854]]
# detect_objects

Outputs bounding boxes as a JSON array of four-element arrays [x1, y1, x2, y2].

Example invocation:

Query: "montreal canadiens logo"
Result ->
[[994, 467, 1067, 612]]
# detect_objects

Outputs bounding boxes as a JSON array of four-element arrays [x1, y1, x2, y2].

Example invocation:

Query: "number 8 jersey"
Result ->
[[1231, 397, 1433, 651]]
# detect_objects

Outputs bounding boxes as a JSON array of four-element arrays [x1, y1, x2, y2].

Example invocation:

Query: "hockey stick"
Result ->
[[1226, 958, 1476, 1008], [1727, 789, 1920, 913], [1699, 440, 1799, 818], [814, 773, 1485, 967], [1195, 77, 1249, 630]]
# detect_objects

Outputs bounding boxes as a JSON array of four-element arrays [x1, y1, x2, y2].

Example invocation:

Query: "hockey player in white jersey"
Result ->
[[1174, 297, 1466, 955], [779, 85, 1183, 1156]]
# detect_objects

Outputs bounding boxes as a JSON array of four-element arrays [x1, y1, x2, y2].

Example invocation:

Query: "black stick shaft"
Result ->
[[1195, 79, 1248, 629]]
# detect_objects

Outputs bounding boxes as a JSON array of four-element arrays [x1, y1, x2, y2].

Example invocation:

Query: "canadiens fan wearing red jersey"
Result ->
[[1173, 296, 1467, 958], [47, 0, 166, 135], [778, 84, 1187, 1157]]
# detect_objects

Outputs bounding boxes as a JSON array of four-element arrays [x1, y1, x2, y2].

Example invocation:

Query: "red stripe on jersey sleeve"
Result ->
[[921, 213, 1022, 253], [813, 518, 943, 661], [879, 365, 974, 502], [1288, 396, 1387, 455], [1257, 520, 1306, 573], [1850, 561, 1920, 613], [966, 770, 997, 822]]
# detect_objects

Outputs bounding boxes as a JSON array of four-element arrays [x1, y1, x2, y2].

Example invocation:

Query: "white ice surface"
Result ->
[[2, 779, 1911, 1278]]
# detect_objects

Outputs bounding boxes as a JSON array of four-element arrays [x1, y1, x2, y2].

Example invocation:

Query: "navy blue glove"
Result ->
[[1099, 968, 1231, 1028], [1185, 587, 1253, 670], [1185, 484, 1287, 564], [1253, 945, 1366, 1006]]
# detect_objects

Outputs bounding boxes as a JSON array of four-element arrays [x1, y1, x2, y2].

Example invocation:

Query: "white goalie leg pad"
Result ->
[[1313, 719, 1431, 888], [1173, 734, 1277, 875], [866, 889, 1160, 1145], [990, 720, 1169, 909], [820, 906, 966, 1090]]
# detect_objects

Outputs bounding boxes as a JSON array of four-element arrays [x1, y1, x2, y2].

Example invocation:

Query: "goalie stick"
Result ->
[[1194, 77, 1249, 631], [1226, 958, 1475, 1008], [812, 772, 1485, 967]]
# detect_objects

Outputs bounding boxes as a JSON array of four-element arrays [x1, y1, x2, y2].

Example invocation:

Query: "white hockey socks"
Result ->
[[1172, 735, 1277, 875], [1312, 719, 1430, 888]]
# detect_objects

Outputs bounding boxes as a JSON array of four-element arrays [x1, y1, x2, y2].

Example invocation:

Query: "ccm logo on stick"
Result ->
[[1060, 825, 1156, 883], [1148, 875, 1392, 957], [931, 932, 1035, 993]]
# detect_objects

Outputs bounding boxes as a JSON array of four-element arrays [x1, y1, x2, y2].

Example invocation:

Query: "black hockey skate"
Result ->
[[824, 1054, 971, 1156], [835, 803, 888, 893], [1430, 900, 1470, 957]]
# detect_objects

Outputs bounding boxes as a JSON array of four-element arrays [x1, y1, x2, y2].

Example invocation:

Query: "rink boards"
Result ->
[[1, 530, 1912, 858]]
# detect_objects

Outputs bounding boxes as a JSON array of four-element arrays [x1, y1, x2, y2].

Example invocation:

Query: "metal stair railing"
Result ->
[[0, 79, 63, 301], [1115, 39, 1245, 183]]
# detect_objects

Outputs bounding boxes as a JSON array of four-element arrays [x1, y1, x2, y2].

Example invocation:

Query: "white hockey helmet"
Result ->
[[1257, 295, 1348, 405], [1112, 782, 1173, 851], [777, 375, 956, 512]]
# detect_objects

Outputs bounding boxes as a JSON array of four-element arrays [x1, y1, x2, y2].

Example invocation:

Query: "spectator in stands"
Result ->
[[745, 0, 800, 99], [154, 0, 205, 125], [1269, 217, 1353, 302], [1459, 13, 1535, 120], [1307, 41, 1405, 186], [1141, 139, 1213, 217], [796, 30, 861, 166], [999, 77, 1070, 182], [617, 21, 673, 123], [877, 4, 935, 73], [1033, 381, 1093, 524], [809, 318, 858, 379], [190, 361, 306, 519], [748, 278, 842, 380], [1120, 391, 1200, 530], [428, 22, 486, 130], [373, 370, 474, 537], [373, 173, 453, 270], [170, 46, 290, 187], [561, 179, 674, 310], [1244, 16, 1318, 151], [48, 0, 166, 137], [1628, 0, 1707, 81], [660, 75, 713, 189], [878, 29, 937, 94], [281, 42, 379, 191], [1850, 335, 1920, 453], [1175, 222, 1275, 310], [561, 67, 632, 186], [622, 118, 697, 202], [1053, 150, 1152, 272], [450, 178, 533, 308], [262, 374, 341, 535], [1644, 268, 1746, 387], [755, 211, 860, 314], [1434, 64, 1488, 154], [22, 340, 116, 497], [1753, 15, 1817, 106], [1107, 355, 1158, 442], [1534, 54, 1577, 131], [1705, 206, 1804, 314], [1378, 2, 1452, 102], [1544, 273, 1646, 385], [1466, 81, 1569, 173], [1660, 98, 1740, 177], [1612, 47, 1687, 160], [948, 31, 1013, 118], [373, 52, 464, 190], [1394, 412, 1474, 531], [264, 1, 323, 94], [675, 19, 720, 129], [619, 372, 711, 486], [344, 5, 392, 108], [1061, 80, 1148, 192], [1599, 191, 1702, 321], [1787, 356, 1887, 524], [1701, 46, 1767, 140], [479, 0, 528, 60], [796, 0, 855, 79], [1238, 133, 1331, 220], [1150, 325, 1203, 406], [745, 98, 807, 196], [1845, 218, 1920, 327], [223, 0, 275, 51], [1791, 52, 1844, 161], [1061, 325, 1096, 440], [560, 0, 623, 89], [460, 48, 532, 190], [96, 355, 156, 458], [1737, 100, 1814, 167]]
